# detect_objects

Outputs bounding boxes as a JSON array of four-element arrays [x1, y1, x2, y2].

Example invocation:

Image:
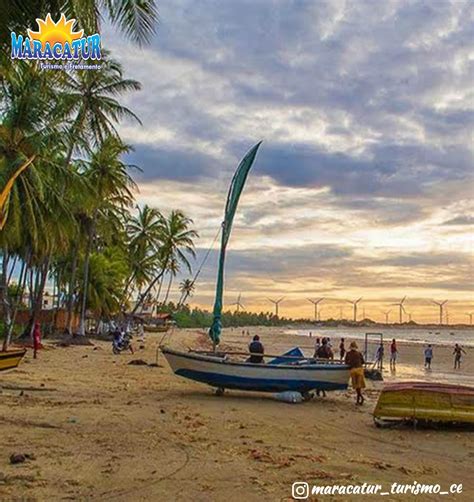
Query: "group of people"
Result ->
[[423, 342, 467, 370], [247, 334, 367, 405]]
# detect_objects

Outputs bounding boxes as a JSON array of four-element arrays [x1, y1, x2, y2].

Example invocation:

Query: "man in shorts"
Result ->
[[424, 344, 433, 369]]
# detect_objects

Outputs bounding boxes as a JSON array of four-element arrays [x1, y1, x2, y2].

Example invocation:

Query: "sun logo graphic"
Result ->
[[11, 13, 101, 61]]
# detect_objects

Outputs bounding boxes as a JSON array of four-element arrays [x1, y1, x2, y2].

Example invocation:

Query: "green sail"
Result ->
[[208, 142, 262, 346]]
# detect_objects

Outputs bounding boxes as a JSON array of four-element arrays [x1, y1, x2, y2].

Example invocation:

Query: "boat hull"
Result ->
[[161, 348, 349, 393], [0, 349, 27, 372], [374, 382, 474, 424]]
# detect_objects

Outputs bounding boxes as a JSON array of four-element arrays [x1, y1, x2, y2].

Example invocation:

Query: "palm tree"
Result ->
[[178, 278, 195, 307], [57, 57, 141, 157], [77, 136, 137, 336], [132, 211, 198, 314], [57, 58, 141, 330], [122, 205, 164, 305]]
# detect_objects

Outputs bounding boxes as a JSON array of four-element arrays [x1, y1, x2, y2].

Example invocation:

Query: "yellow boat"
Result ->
[[0, 349, 27, 372], [374, 382, 474, 425]]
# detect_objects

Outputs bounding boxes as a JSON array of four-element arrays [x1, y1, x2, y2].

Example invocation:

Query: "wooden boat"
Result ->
[[161, 143, 350, 396], [374, 382, 474, 425], [144, 325, 169, 333], [162, 347, 349, 394], [0, 349, 27, 372]]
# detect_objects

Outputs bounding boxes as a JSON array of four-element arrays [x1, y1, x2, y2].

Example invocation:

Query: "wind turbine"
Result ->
[[346, 297, 362, 322], [307, 298, 324, 321], [466, 312, 473, 326], [231, 293, 245, 313], [268, 297, 285, 317], [390, 296, 407, 324], [433, 299, 448, 325], [382, 310, 391, 324]]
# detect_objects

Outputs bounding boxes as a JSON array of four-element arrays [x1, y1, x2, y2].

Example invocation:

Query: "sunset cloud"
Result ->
[[103, 0, 473, 322]]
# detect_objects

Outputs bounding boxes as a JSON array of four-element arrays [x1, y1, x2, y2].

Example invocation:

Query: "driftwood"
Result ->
[[0, 383, 57, 392]]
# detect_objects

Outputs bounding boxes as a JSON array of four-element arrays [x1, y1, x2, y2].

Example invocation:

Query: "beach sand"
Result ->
[[0, 327, 472, 501]]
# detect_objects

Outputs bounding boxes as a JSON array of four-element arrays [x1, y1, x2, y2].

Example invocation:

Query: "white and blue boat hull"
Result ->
[[161, 348, 350, 393]]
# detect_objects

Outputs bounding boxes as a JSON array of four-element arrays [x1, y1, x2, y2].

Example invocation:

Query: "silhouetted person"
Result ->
[[248, 335, 264, 363], [339, 338, 346, 361], [390, 338, 398, 370], [453, 344, 466, 369], [316, 338, 334, 360], [375, 343, 384, 370], [313, 337, 321, 357], [424, 344, 433, 369]]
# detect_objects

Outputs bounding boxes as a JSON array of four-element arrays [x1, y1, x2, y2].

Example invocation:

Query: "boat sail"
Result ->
[[161, 143, 350, 395]]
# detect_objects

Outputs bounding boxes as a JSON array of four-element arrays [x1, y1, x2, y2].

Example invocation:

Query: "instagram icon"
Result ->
[[292, 482, 309, 499]]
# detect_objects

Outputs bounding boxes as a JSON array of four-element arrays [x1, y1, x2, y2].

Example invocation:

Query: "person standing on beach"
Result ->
[[248, 335, 264, 363], [375, 343, 384, 370], [33, 322, 41, 359], [424, 344, 433, 369], [345, 341, 366, 405], [453, 344, 466, 369], [390, 339, 398, 370], [316, 338, 334, 360], [339, 338, 346, 361], [313, 337, 321, 358]]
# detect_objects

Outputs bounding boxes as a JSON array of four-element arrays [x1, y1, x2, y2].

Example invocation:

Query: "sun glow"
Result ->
[[27, 13, 83, 49]]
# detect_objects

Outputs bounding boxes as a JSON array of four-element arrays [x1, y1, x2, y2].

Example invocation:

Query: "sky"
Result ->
[[102, 0, 473, 323]]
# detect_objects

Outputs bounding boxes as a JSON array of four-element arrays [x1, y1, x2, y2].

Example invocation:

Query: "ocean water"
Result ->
[[285, 326, 474, 348], [284, 326, 474, 386]]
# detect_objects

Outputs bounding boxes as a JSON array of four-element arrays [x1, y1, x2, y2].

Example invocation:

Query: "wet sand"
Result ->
[[0, 327, 472, 501]]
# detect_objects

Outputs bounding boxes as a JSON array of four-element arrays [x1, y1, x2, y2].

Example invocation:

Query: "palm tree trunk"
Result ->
[[1, 249, 11, 345], [28, 258, 50, 338], [78, 216, 96, 336], [4, 259, 27, 349], [65, 242, 79, 335], [131, 265, 167, 315], [163, 273, 174, 304]]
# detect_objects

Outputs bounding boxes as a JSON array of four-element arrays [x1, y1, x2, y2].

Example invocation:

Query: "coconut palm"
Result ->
[[178, 278, 195, 306], [77, 136, 137, 335], [132, 210, 198, 314]]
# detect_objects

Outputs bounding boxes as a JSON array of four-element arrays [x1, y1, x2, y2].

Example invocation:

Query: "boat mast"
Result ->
[[208, 142, 262, 350]]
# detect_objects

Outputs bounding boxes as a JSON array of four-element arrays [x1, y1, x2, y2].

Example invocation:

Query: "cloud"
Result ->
[[101, 0, 473, 315]]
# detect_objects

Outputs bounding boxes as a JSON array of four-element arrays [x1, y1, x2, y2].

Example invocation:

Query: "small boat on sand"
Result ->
[[161, 143, 350, 396], [162, 347, 349, 394], [374, 382, 474, 425], [0, 349, 27, 372]]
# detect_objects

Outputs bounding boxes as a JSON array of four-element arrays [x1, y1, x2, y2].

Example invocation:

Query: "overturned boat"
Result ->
[[374, 382, 474, 425], [161, 142, 349, 395], [0, 348, 27, 372]]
